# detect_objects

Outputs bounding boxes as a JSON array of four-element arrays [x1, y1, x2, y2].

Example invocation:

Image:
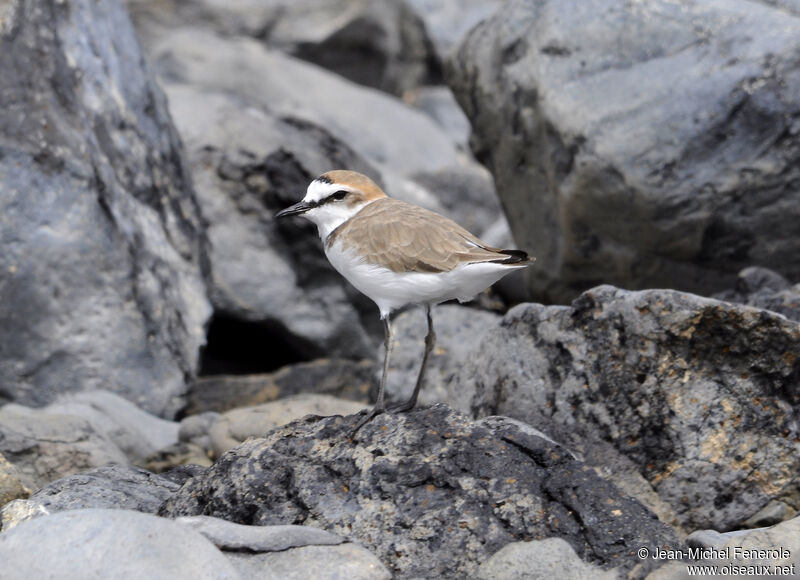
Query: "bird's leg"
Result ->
[[390, 305, 435, 413], [352, 315, 394, 433]]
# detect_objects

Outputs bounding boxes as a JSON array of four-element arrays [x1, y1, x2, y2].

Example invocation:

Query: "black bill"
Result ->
[[275, 200, 316, 218]]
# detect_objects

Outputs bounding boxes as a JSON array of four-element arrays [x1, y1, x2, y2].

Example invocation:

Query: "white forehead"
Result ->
[[303, 179, 356, 203]]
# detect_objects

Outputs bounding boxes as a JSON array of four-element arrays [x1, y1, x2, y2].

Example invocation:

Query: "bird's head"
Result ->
[[275, 170, 387, 239]]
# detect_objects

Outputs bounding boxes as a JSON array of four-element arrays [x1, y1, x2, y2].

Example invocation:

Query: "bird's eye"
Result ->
[[331, 190, 348, 201]]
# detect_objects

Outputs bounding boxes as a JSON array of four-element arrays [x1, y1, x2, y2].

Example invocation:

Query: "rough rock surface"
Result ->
[[0, 465, 179, 531], [0, 0, 210, 415], [0, 509, 240, 580], [449, 0, 800, 302], [187, 359, 375, 415], [715, 266, 800, 322], [161, 405, 679, 578], [453, 285, 800, 531]]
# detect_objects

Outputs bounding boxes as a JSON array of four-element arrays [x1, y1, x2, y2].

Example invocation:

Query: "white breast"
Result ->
[[325, 240, 524, 318]]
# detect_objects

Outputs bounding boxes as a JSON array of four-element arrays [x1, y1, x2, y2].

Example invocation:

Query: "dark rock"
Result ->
[[187, 359, 375, 416], [0, 466, 180, 531], [0, 0, 210, 415], [160, 405, 679, 578], [452, 285, 800, 531], [714, 266, 800, 322], [0, 509, 239, 579], [448, 0, 800, 303]]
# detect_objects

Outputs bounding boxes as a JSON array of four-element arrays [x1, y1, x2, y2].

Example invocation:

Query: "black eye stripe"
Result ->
[[323, 190, 348, 203]]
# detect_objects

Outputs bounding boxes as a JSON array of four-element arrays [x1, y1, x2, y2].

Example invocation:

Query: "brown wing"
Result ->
[[330, 198, 530, 273]]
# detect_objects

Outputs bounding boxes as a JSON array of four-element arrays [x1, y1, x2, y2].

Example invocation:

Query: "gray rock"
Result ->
[[714, 266, 800, 322], [0, 453, 30, 507], [0, 508, 240, 580], [175, 516, 343, 552], [179, 411, 222, 450], [0, 465, 180, 531], [476, 537, 620, 580], [150, 29, 460, 177], [379, 304, 501, 409], [406, 0, 504, 61], [207, 395, 367, 457], [647, 516, 800, 579], [453, 285, 800, 531], [46, 390, 179, 462], [226, 544, 391, 580], [187, 359, 375, 416], [161, 405, 680, 577], [0, 0, 210, 415], [0, 403, 127, 490], [162, 83, 376, 361], [129, 0, 439, 95], [742, 500, 797, 528], [449, 0, 800, 303], [405, 86, 473, 150]]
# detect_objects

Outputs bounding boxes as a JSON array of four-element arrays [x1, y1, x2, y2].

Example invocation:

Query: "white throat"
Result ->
[[305, 202, 367, 241]]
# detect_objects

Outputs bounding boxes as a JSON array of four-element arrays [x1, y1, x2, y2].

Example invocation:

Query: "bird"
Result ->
[[276, 170, 534, 431]]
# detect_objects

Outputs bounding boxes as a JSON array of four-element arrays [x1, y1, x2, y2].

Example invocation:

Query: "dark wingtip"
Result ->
[[498, 249, 535, 265]]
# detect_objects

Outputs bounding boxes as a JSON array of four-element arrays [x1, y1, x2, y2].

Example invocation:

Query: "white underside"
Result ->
[[325, 241, 525, 318]]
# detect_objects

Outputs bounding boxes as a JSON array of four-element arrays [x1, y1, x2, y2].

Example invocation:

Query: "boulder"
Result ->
[[645, 516, 800, 579], [448, 0, 800, 303], [476, 537, 620, 580], [714, 266, 800, 322], [452, 285, 800, 531], [129, 0, 439, 95], [0, 465, 180, 531], [161, 405, 679, 577], [0, 403, 128, 491], [0, 509, 240, 580], [45, 390, 179, 462], [0, 0, 210, 416], [149, 29, 460, 177]]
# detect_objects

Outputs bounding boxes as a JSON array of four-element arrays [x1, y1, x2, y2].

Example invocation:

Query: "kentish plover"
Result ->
[[276, 170, 534, 430]]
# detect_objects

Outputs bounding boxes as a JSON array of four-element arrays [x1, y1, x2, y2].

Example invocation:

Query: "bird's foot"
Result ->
[[351, 405, 385, 435]]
